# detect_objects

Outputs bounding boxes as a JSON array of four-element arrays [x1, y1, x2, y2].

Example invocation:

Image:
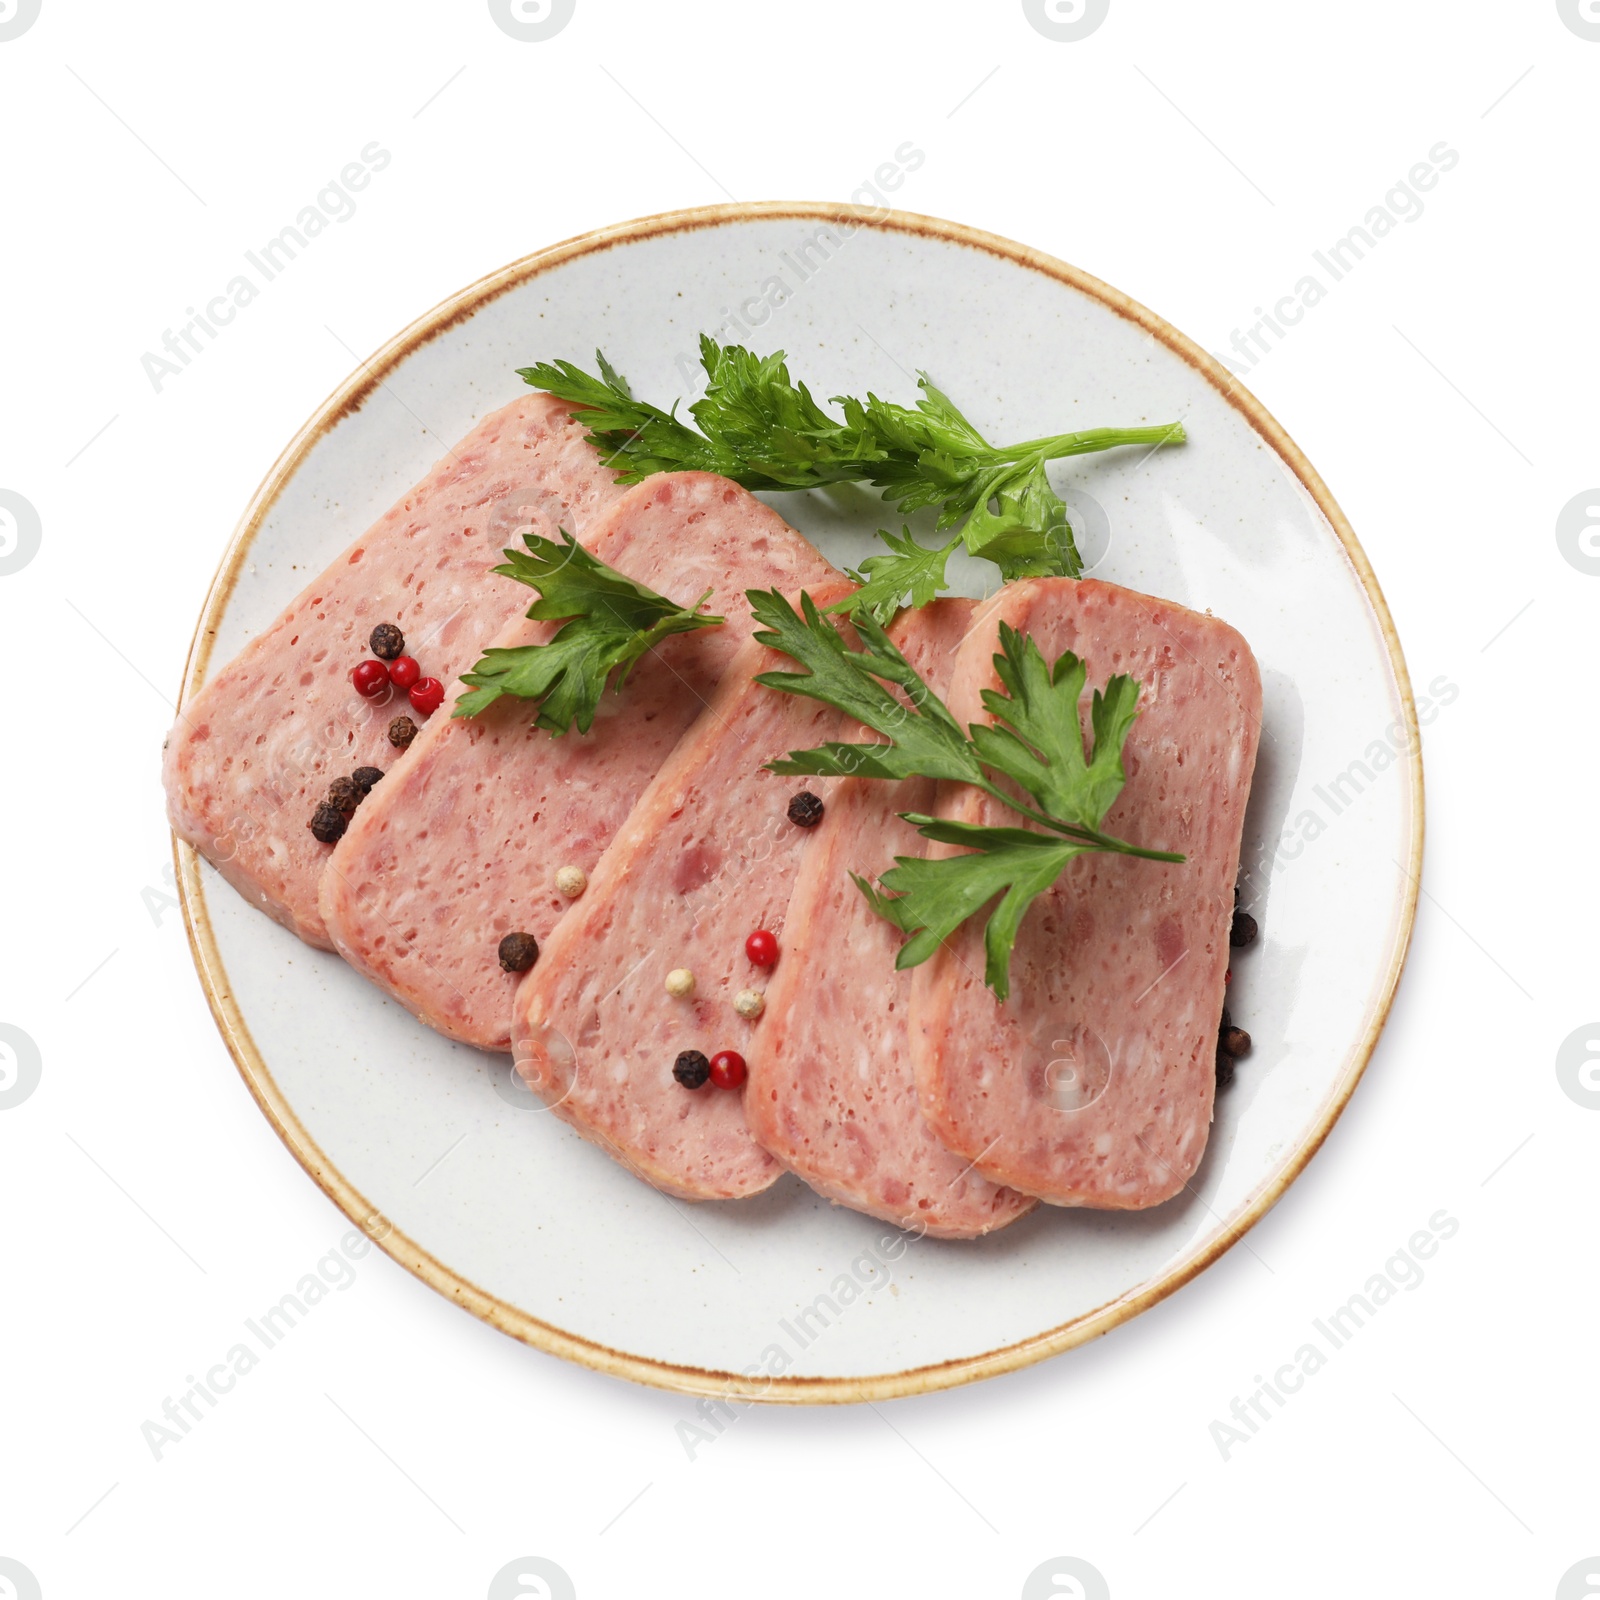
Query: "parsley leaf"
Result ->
[[523, 337, 1184, 592], [856, 821, 1087, 1000], [830, 527, 962, 630], [454, 530, 722, 734], [748, 590, 983, 787], [967, 622, 1143, 829], [750, 590, 1182, 996]]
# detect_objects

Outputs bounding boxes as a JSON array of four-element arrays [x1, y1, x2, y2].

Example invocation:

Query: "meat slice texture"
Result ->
[[319, 473, 842, 1050], [511, 585, 854, 1202], [746, 600, 1037, 1239], [911, 577, 1263, 1209], [164, 392, 626, 948]]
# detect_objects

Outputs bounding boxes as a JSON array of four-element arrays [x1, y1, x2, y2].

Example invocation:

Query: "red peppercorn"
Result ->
[[745, 929, 779, 968], [409, 677, 445, 716], [388, 655, 421, 690], [709, 1049, 747, 1090], [350, 659, 389, 699]]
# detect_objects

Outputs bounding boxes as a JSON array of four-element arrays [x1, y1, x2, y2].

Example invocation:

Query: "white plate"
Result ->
[[175, 204, 1423, 1402]]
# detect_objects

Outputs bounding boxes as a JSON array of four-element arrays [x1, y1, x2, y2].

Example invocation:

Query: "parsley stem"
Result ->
[[969, 775, 1183, 862], [978, 421, 1187, 464]]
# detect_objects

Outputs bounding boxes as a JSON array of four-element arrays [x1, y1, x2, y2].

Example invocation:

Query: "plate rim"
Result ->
[[172, 200, 1426, 1404]]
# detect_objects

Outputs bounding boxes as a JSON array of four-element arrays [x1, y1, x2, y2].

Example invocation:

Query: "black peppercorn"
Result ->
[[498, 932, 539, 973], [1221, 1026, 1252, 1059], [1215, 1050, 1235, 1090], [369, 622, 405, 660], [326, 775, 363, 814], [673, 1050, 711, 1089], [352, 766, 384, 795], [1229, 910, 1258, 949], [787, 791, 825, 828], [309, 804, 348, 844], [388, 715, 418, 750]]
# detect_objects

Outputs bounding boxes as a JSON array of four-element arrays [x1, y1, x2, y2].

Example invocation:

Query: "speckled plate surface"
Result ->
[[174, 203, 1423, 1402]]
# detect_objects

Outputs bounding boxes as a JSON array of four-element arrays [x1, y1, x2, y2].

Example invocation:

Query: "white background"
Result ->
[[2, 3, 1595, 1597]]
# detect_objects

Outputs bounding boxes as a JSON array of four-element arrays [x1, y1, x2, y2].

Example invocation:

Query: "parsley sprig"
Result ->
[[520, 336, 1185, 593], [454, 530, 722, 733], [749, 590, 1182, 998]]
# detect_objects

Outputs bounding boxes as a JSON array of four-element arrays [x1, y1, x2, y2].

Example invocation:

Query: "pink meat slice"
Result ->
[[511, 586, 854, 1202], [163, 392, 626, 948], [319, 473, 843, 1050], [911, 578, 1263, 1209], [747, 600, 1037, 1239]]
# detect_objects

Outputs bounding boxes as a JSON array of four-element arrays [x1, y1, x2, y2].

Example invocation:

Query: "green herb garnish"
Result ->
[[454, 529, 722, 733], [748, 590, 1182, 997], [519, 337, 1185, 594]]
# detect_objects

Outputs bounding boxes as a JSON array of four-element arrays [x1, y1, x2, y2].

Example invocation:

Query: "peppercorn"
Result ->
[[1230, 910, 1258, 948], [369, 623, 405, 660], [309, 803, 348, 844], [409, 677, 445, 716], [1215, 1050, 1235, 1090], [745, 929, 779, 968], [734, 988, 765, 1020], [387, 655, 421, 690], [665, 968, 696, 999], [709, 1049, 747, 1090], [1221, 1026, 1252, 1059], [497, 931, 539, 973], [555, 865, 588, 899], [388, 716, 418, 750], [787, 791, 825, 828], [350, 659, 390, 699], [1220, 1007, 1232, 1032], [673, 1049, 711, 1089], [352, 766, 384, 795], [326, 775, 363, 814]]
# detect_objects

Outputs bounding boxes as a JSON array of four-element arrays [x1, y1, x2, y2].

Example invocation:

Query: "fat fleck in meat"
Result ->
[[320, 474, 842, 1050], [747, 600, 1037, 1238], [163, 393, 626, 947], [510, 588, 854, 1203], [910, 578, 1263, 1209]]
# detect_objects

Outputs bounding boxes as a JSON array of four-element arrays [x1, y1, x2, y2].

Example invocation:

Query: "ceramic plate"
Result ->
[[175, 204, 1423, 1402]]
